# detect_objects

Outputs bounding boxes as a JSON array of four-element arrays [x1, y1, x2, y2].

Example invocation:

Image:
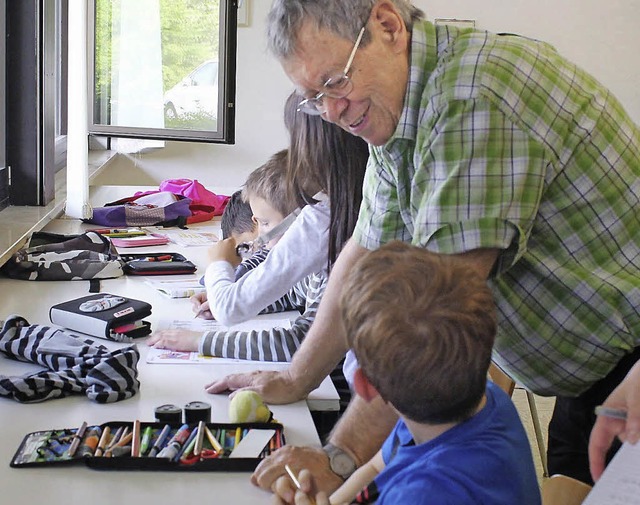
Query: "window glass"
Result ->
[[91, 0, 235, 143]]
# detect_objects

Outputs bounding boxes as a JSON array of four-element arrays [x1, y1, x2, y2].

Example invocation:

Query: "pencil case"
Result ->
[[121, 252, 197, 276], [10, 421, 285, 472]]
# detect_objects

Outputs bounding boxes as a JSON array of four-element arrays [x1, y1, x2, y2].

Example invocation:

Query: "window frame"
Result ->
[[87, 0, 237, 144]]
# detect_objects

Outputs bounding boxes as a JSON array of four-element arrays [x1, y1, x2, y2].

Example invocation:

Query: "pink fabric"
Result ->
[[134, 179, 229, 224]]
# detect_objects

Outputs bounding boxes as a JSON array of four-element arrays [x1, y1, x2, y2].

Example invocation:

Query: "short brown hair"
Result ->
[[341, 242, 496, 424], [242, 149, 297, 217]]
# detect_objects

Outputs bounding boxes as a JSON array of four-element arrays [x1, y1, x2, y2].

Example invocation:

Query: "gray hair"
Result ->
[[267, 0, 425, 59]]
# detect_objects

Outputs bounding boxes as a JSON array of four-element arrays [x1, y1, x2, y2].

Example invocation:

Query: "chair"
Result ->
[[488, 362, 549, 477], [541, 474, 592, 505]]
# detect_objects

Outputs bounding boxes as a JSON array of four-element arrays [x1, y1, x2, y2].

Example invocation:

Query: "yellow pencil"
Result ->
[[204, 425, 224, 454], [234, 427, 242, 448]]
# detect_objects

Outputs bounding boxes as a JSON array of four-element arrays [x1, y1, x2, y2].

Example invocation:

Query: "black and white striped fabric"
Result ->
[[0, 315, 140, 403]]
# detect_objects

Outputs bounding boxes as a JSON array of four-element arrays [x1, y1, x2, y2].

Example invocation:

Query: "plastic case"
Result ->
[[11, 421, 284, 472], [121, 252, 197, 276]]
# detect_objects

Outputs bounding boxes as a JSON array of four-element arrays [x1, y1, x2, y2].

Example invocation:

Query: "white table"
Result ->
[[0, 186, 338, 504]]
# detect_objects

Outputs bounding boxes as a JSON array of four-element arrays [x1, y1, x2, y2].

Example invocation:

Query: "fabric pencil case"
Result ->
[[121, 252, 197, 275], [10, 421, 285, 472]]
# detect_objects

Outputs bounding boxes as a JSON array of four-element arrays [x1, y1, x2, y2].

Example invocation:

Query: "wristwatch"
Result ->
[[323, 443, 357, 480]]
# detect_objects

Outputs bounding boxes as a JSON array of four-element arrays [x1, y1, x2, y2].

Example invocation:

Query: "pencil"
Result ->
[[285, 464, 316, 505], [94, 426, 111, 457], [68, 421, 88, 457], [131, 420, 141, 457], [204, 425, 224, 454], [194, 421, 206, 456]]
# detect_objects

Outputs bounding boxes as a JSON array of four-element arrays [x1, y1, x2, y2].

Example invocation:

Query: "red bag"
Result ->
[[136, 179, 229, 224]]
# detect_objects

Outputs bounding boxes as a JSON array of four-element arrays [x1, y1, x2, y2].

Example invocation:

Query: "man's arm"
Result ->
[[252, 394, 398, 497], [205, 239, 367, 402], [329, 448, 385, 505]]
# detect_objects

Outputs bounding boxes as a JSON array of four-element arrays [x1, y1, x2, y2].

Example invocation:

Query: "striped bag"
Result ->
[[0, 316, 140, 403]]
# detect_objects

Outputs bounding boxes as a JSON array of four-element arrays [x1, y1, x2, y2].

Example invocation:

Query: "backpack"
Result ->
[[1, 231, 124, 281]]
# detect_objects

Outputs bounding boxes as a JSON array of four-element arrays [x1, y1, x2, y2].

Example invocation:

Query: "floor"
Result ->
[[512, 387, 556, 487]]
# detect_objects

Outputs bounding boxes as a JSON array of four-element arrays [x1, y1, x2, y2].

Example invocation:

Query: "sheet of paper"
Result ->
[[146, 317, 292, 364], [229, 429, 276, 459], [145, 277, 207, 298], [583, 442, 640, 504]]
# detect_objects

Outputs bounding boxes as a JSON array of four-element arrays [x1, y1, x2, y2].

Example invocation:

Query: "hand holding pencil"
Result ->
[[270, 465, 331, 505]]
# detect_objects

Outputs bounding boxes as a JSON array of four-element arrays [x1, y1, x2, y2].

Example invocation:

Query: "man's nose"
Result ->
[[320, 96, 349, 125]]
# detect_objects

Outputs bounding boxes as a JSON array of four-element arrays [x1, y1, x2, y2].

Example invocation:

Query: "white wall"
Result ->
[[94, 0, 640, 190]]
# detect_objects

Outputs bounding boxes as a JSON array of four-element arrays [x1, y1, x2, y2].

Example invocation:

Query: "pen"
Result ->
[[68, 421, 88, 457], [140, 426, 154, 456], [148, 424, 172, 457], [104, 426, 124, 458], [595, 406, 627, 420], [285, 464, 316, 505]]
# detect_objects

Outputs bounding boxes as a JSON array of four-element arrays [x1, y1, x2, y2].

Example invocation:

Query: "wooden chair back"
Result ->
[[542, 474, 592, 505]]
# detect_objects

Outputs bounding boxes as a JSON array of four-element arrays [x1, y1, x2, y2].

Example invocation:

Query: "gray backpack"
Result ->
[[1, 231, 124, 281]]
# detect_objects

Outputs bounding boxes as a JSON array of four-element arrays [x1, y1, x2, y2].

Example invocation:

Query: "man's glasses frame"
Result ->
[[297, 26, 366, 116]]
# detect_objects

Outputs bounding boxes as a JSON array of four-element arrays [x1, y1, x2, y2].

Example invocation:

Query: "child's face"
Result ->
[[249, 196, 285, 248], [231, 229, 258, 245]]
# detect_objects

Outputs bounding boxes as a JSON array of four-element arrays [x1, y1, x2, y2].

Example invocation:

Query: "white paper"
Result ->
[[229, 429, 276, 458], [145, 277, 207, 298], [583, 442, 640, 504]]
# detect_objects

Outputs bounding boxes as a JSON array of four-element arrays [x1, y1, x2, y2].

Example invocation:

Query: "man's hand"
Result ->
[[208, 237, 241, 267], [253, 447, 342, 501], [271, 468, 333, 505], [146, 329, 201, 352], [589, 361, 640, 481], [204, 369, 307, 404]]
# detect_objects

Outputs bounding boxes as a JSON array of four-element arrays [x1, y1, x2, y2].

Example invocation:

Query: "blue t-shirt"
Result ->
[[375, 382, 541, 505]]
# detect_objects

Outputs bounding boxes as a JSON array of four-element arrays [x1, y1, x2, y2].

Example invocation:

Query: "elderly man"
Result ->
[[208, 0, 640, 497]]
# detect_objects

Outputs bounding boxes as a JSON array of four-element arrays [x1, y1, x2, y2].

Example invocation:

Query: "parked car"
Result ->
[[164, 60, 218, 121]]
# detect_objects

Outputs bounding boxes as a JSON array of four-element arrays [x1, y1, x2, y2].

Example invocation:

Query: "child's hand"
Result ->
[[271, 469, 332, 505], [147, 330, 201, 351], [208, 237, 242, 267], [190, 293, 213, 319]]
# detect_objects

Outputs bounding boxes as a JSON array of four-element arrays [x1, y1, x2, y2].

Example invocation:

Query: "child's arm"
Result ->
[[204, 203, 330, 326], [147, 329, 203, 351], [329, 450, 386, 505], [200, 273, 326, 361]]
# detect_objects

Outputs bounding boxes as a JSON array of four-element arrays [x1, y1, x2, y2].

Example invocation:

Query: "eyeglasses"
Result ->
[[297, 26, 366, 116]]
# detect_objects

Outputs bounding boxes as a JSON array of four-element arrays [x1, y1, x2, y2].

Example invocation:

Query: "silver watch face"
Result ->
[[331, 452, 356, 474], [325, 445, 356, 478]]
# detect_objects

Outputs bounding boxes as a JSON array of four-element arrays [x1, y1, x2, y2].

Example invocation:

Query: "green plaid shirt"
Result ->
[[353, 20, 640, 396]]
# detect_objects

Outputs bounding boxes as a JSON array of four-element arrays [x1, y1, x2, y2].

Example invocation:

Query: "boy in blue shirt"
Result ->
[[274, 241, 540, 505]]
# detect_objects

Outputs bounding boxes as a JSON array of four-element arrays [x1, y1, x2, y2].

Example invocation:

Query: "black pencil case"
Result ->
[[121, 252, 197, 275], [10, 421, 285, 472]]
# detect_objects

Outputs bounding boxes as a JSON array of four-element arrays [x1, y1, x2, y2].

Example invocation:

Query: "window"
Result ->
[[90, 0, 237, 144], [2, 0, 237, 208]]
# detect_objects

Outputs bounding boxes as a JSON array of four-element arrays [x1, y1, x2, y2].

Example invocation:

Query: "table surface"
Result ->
[[0, 186, 335, 504]]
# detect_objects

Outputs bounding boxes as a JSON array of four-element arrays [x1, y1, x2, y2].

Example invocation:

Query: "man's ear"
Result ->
[[354, 367, 380, 402], [369, 0, 407, 50]]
